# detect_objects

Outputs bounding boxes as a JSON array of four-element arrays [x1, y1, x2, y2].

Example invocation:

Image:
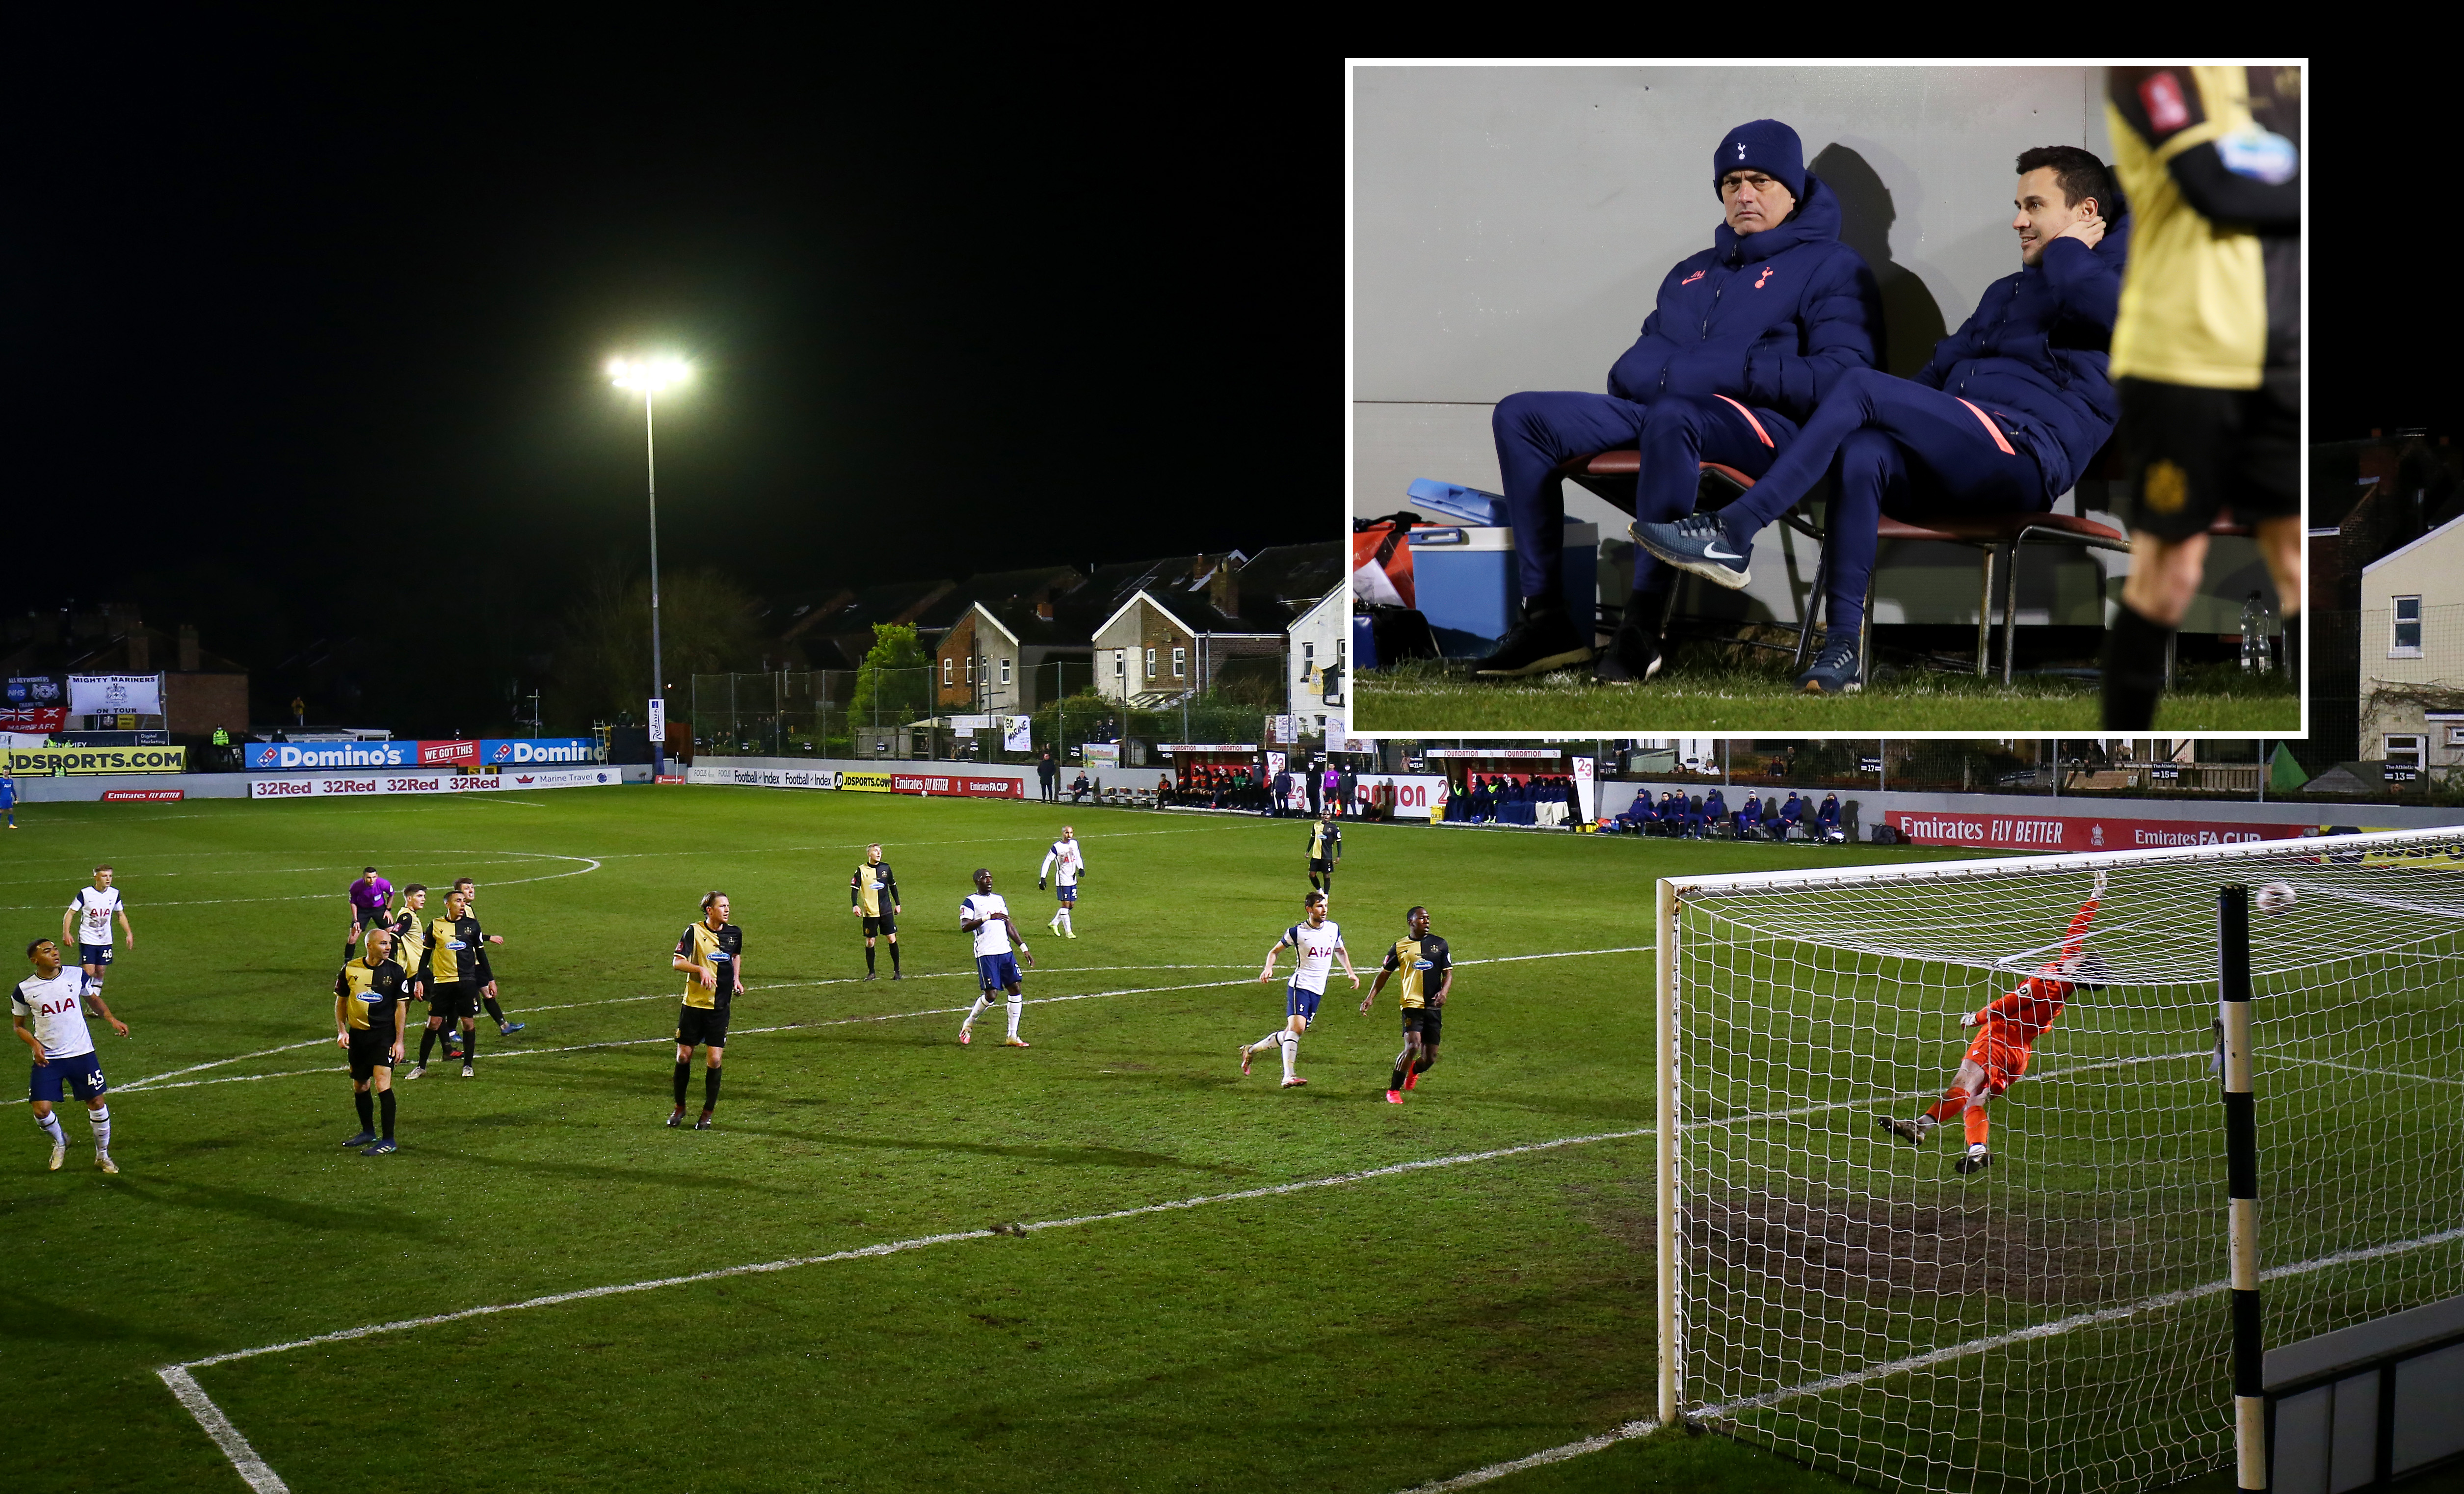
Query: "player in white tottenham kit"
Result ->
[[958, 868, 1035, 1048], [1038, 827, 1086, 937], [1243, 890, 1358, 1089], [61, 864, 134, 1009], [14, 937, 129, 1172]]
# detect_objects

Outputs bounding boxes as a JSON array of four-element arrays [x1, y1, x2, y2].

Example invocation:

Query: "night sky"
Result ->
[[5, 46, 2395, 719], [8, 24, 1332, 688]]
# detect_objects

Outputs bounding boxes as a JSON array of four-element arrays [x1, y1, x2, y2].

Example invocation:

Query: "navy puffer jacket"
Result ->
[[1606, 175, 1881, 423], [1913, 216, 2131, 499]]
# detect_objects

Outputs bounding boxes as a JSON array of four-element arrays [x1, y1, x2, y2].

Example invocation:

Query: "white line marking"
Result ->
[[0, 852, 601, 912], [156, 1367, 290, 1493], [173, 1126, 1655, 1377], [2274, 1053, 2464, 1086], [1404, 1421, 1662, 1492]]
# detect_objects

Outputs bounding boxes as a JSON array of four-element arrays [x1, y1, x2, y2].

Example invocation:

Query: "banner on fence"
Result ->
[[419, 740, 479, 767], [68, 675, 163, 716], [1884, 809, 2313, 853], [1004, 716, 1032, 752], [247, 740, 416, 770], [1348, 774, 1447, 821], [5, 746, 187, 775], [0, 706, 67, 734], [249, 768, 619, 800]]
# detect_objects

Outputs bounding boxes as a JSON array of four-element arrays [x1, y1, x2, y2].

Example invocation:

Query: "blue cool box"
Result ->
[[1408, 518, 1597, 658]]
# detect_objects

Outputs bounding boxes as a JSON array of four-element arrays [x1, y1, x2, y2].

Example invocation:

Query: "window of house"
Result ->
[[942, 658, 954, 686], [966, 655, 976, 685], [999, 659, 1012, 686], [2447, 724, 2464, 747], [1172, 646, 1186, 679], [1145, 647, 1157, 679], [2394, 596, 2424, 657], [1301, 641, 1315, 680], [1114, 649, 1126, 679], [2388, 735, 2427, 770]]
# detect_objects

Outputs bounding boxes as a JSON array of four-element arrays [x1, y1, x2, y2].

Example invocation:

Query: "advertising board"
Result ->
[[481, 738, 603, 766], [4, 746, 187, 775], [248, 768, 620, 800], [1884, 810, 2314, 853], [246, 740, 417, 769], [419, 740, 479, 767]]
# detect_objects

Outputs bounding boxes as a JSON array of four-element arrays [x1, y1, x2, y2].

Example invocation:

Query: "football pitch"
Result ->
[[7, 784, 1980, 1494]]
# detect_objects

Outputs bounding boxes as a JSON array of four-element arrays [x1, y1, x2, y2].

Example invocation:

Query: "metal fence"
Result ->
[[687, 669, 1308, 766]]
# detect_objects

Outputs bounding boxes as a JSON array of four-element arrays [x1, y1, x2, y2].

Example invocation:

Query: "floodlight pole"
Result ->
[[2219, 883, 2265, 1492], [643, 389, 666, 779]]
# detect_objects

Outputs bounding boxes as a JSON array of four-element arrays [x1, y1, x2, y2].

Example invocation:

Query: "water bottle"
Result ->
[[2239, 590, 2273, 672]]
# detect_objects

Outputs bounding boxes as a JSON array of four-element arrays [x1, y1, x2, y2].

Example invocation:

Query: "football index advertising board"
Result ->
[[4, 746, 187, 775]]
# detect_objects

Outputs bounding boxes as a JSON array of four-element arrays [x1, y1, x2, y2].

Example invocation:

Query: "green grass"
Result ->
[[1353, 655, 2299, 733], [7, 785, 1991, 1493]]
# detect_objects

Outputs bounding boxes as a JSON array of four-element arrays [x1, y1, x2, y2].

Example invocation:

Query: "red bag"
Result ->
[[1351, 511, 1422, 608]]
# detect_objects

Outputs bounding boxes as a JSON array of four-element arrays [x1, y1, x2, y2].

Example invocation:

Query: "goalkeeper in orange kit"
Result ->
[[1881, 871, 2106, 1174]]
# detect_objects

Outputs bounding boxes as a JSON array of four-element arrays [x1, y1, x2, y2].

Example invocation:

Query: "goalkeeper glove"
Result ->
[[2091, 870, 2107, 899], [1037, 878, 1046, 890]]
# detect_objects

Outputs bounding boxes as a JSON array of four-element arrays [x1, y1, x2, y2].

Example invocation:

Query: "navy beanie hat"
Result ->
[[1713, 119, 1806, 202]]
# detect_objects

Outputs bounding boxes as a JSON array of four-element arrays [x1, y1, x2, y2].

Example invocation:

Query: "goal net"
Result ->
[[1657, 828, 2464, 1494]]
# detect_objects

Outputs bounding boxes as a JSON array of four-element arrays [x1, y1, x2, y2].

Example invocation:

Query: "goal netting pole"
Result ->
[[1653, 828, 2464, 1494], [2219, 883, 2263, 1493]]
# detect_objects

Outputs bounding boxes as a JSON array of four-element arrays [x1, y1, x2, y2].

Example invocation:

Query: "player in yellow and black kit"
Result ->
[[669, 891, 744, 1130], [2100, 65, 2300, 730], [333, 926, 410, 1156], [1361, 905, 1452, 1104], [1306, 812, 1342, 897], [408, 886, 493, 1079], [851, 843, 902, 980]]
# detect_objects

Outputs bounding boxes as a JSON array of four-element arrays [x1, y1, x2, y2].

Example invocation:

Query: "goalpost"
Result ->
[[1656, 828, 2464, 1494]]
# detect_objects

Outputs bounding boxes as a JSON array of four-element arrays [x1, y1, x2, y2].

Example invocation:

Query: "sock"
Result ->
[[460, 1024, 477, 1063], [1059, 908, 1072, 934], [483, 995, 505, 1022], [2100, 601, 2174, 731], [1964, 1105, 1990, 1149], [888, 941, 900, 973], [419, 1027, 439, 1066], [965, 994, 990, 1030], [1256, 1030, 1287, 1052], [866, 943, 876, 973], [1308, 872, 1322, 891], [674, 1059, 691, 1106], [1321, 874, 1332, 896], [1005, 994, 1022, 1040], [379, 1089, 396, 1139], [1389, 1060, 1409, 1092], [355, 1091, 375, 1132], [36, 1111, 65, 1147], [703, 1066, 721, 1114], [89, 1105, 110, 1152], [1278, 1031, 1298, 1079], [1922, 1087, 1969, 1124]]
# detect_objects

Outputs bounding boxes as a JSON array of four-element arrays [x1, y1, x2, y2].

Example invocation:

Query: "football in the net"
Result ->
[[2257, 881, 2298, 915]]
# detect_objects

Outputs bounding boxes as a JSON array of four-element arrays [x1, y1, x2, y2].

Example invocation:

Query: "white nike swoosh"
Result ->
[[1704, 543, 1743, 561]]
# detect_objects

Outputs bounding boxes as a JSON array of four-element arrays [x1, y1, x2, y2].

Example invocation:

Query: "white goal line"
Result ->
[[1407, 1222, 2464, 1493]]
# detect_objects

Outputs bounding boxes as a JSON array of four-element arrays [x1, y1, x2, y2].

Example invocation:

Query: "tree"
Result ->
[[848, 623, 930, 728], [556, 563, 761, 730]]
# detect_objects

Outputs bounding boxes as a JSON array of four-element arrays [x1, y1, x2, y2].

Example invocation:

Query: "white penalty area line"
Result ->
[[1404, 1225, 2464, 1493], [0, 852, 602, 913], [161, 1124, 1661, 1494]]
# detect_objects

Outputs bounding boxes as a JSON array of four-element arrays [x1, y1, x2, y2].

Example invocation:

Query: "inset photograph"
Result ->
[[1349, 63, 2298, 734]]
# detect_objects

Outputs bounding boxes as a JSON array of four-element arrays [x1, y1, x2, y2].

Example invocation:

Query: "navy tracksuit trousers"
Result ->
[[1715, 368, 2050, 633], [1493, 390, 1799, 599]]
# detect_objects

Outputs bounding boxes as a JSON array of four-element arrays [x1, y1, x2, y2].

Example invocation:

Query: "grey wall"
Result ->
[[1352, 65, 2274, 632]]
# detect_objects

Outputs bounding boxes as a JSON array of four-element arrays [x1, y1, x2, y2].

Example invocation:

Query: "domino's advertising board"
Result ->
[[482, 737, 602, 766], [245, 740, 419, 770]]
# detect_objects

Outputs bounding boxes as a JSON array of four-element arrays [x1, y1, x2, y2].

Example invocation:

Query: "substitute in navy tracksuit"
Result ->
[[1481, 119, 1882, 680], [1635, 147, 2129, 694]]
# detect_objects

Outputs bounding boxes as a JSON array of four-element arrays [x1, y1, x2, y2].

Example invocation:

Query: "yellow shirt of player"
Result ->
[[852, 865, 888, 917], [2106, 65, 2282, 390], [1381, 934, 1452, 1009]]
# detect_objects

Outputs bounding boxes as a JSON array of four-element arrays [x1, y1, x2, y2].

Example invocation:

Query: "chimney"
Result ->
[[179, 624, 201, 672]]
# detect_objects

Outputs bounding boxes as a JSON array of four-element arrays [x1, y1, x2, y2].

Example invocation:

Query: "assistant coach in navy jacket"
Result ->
[[1634, 145, 2127, 696], [1480, 119, 1881, 682]]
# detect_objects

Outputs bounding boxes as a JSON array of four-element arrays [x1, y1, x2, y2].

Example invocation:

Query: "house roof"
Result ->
[[2363, 511, 2464, 577], [910, 566, 1085, 631]]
